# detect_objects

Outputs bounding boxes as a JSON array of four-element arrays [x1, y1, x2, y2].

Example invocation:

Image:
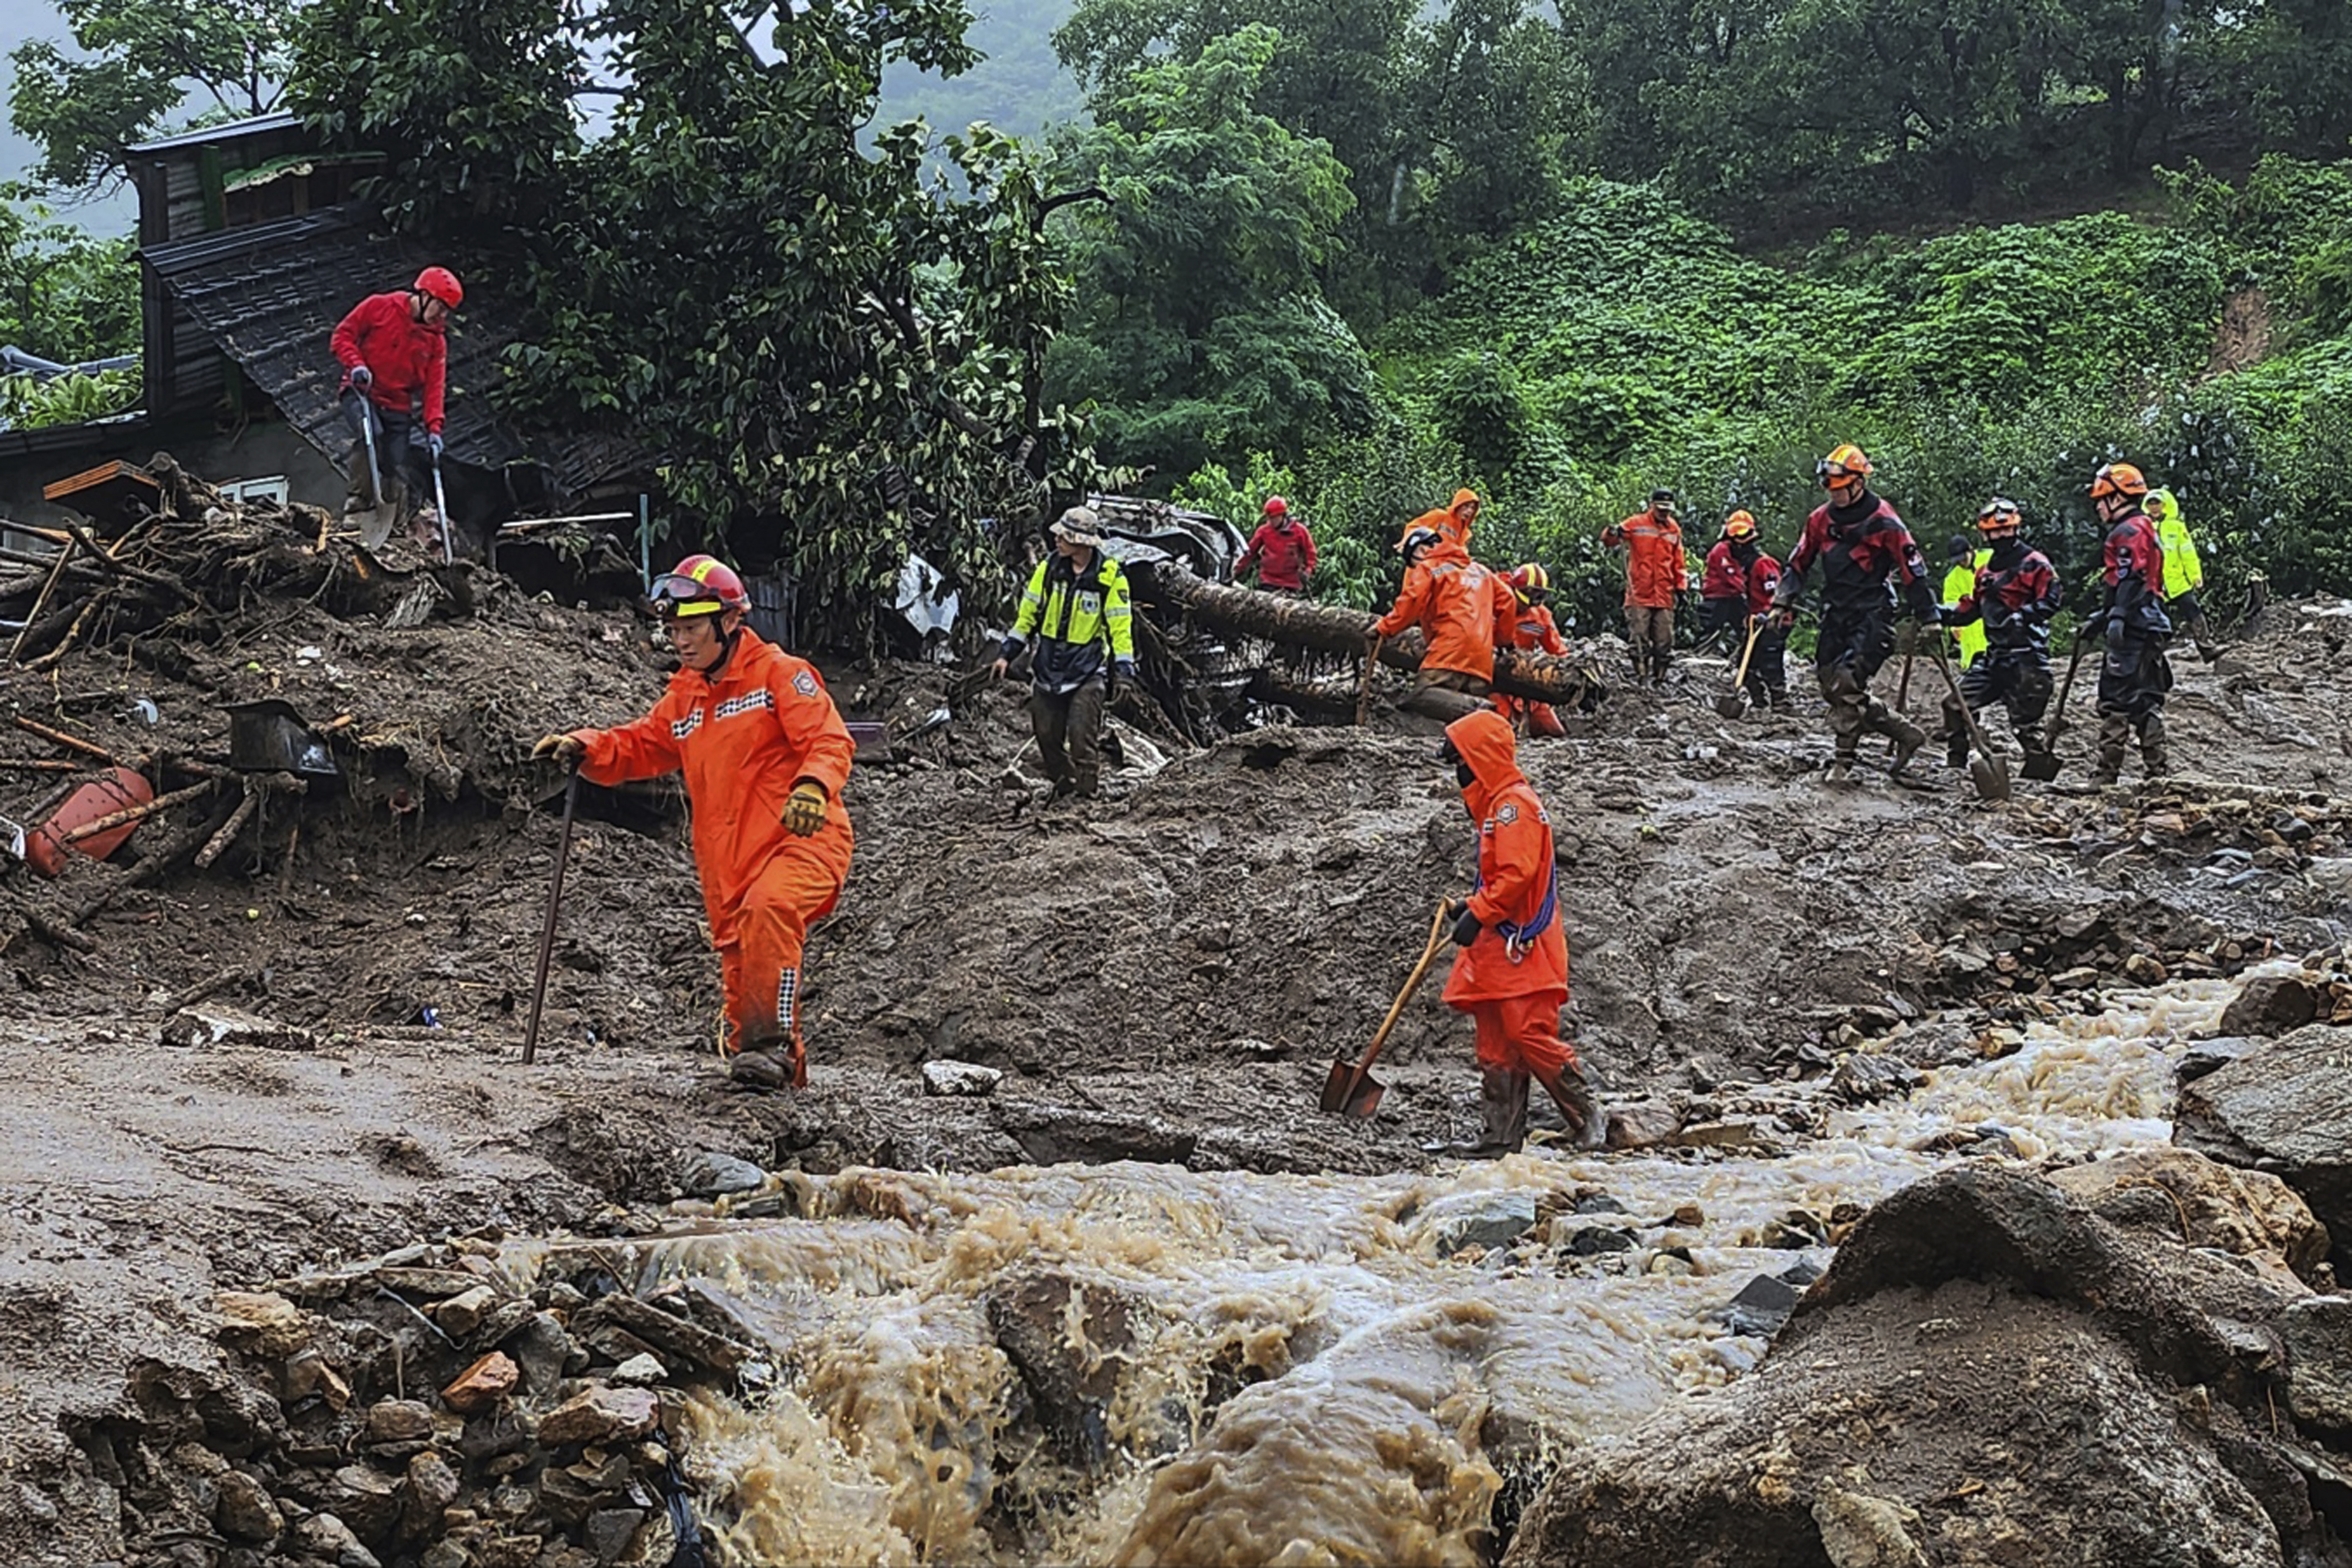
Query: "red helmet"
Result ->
[[1511, 563, 1551, 592], [413, 266, 464, 309], [1263, 495, 1289, 518], [650, 554, 750, 618]]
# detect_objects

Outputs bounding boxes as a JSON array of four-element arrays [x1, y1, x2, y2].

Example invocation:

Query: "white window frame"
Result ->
[[220, 475, 290, 505]]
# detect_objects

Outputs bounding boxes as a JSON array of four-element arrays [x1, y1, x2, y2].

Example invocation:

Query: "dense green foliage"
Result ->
[[0, 365, 138, 428], [0, 195, 139, 362], [7, 0, 290, 195], [293, 0, 1118, 644]]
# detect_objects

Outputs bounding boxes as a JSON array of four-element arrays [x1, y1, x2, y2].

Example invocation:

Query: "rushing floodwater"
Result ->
[[502, 973, 2248, 1566]]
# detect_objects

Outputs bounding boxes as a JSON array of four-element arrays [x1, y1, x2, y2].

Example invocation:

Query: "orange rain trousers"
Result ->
[[716, 843, 845, 1086], [1465, 989, 1578, 1076]]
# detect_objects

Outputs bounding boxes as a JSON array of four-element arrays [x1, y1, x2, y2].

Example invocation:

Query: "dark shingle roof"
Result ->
[[141, 204, 648, 500]]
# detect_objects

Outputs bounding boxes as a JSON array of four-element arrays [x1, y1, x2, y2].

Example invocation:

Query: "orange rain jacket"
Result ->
[[1403, 488, 1483, 551], [1505, 597, 1568, 657], [1602, 508, 1688, 608], [1441, 710, 1568, 1004], [569, 629, 855, 944], [1371, 538, 1508, 683]]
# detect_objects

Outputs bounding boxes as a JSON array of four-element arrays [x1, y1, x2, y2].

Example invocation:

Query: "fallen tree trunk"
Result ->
[[1143, 565, 1605, 710]]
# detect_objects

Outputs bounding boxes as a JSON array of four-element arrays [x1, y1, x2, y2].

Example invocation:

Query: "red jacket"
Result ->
[[1702, 541, 1783, 616], [569, 630, 854, 946], [1237, 519, 1317, 590], [1602, 509, 1687, 607], [1372, 539, 1507, 683], [1442, 710, 1568, 1004], [331, 290, 449, 433], [2100, 511, 2171, 637]]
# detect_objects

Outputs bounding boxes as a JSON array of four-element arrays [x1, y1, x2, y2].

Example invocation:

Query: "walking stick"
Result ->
[[522, 766, 581, 1065]]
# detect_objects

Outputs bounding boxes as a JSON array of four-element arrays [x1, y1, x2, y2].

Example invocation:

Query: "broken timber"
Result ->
[[1146, 566, 1604, 710]]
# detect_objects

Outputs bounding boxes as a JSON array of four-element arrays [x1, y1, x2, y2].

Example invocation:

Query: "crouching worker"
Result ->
[[534, 555, 854, 1091], [1435, 710, 1603, 1156]]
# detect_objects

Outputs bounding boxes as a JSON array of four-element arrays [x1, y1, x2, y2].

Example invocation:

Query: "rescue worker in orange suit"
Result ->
[[331, 266, 461, 525], [2085, 461, 2175, 783], [533, 556, 854, 1092], [1371, 525, 1510, 706], [1405, 487, 1482, 553], [1434, 710, 1602, 1156], [1770, 445, 1938, 784], [1233, 495, 1316, 595], [1602, 488, 1687, 684], [1941, 499, 2060, 772], [1495, 564, 1568, 738]]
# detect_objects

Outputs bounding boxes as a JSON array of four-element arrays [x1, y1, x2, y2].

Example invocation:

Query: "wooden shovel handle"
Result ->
[[1340, 899, 1453, 1107], [1928, 630, 2001, 757], [1731, 615, 1764, 689]]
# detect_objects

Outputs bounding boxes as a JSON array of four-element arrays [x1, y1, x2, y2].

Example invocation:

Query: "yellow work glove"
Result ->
[[784, 780, 828, 837], [532, 733, 585, 766]]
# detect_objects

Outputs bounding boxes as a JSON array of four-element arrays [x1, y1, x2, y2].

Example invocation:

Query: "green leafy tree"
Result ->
[[0, 193, 139, 360], [8, 0, 292, 195], [1046, 25, 1372, 478], [292, 0, 1112, 643]]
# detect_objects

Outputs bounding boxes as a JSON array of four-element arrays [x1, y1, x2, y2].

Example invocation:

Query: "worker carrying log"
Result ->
[[1602, 488, 1688, 685], [1232, 495, 1316, 595], [2085, 462, 2175, 784], [1496, 564, 1568, 737], [991, 506, 1136, 801], [331, 266, 461, 529], [1433, 710, 1602, 1156], [1770, 445, 1939, 785], [533, 555, 854, 1091], [1941, 499, 2060, 772], [1370, 526, 1511, 704]]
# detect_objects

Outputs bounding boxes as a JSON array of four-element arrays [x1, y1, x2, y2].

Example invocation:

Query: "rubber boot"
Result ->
[[2138, 713, 2170, 779], [1445, 1069, 1528, 1158], [1945, 726, 1969, 771], [728, 1029, 804, 1092], [1534, 1061, 1606, 1150], [1826, 747, 1857, 785], [2092, 715, 2129, 786], [1651, 647, 1673, 686]]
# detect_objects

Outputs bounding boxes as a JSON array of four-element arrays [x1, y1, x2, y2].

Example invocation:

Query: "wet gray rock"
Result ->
[[987, 1269, 1139, 1467], [1565, 1225, 1636, 1257], [1716, 1273, 1802, 1338], [289, 1511, 381, 1568], [2179, 1036, 2266, 1083], [679, 1149, 764, 1197], [611, 1352, 666, 1385], [499, 1311, 579, 1397], [1413, 1189, 1538, 1256], [319, 1463, 402, 1539], [2217, 973, 2322, 1037], [2281, 1296, 2352, 1431], [1829, 1052, 1922, 1105], [921, 1059, 1004, 1097], [1603, 1099, 1679, 1150], [585, 1507, 649, 1565], [536, 1385, 660, 1447], [2174, 1025, 2352, 1267]]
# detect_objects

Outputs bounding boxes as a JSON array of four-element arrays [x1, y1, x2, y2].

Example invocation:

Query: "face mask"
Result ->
[[1455, 761, 1477, 788]]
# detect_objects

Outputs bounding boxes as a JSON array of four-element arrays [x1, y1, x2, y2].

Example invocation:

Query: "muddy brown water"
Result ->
[[491, 973, 2247, 1567]]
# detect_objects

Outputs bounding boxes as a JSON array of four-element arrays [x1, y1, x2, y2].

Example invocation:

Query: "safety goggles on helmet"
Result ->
[[1976, 498, 2023, 534], [649, 572, 729, 619], [1817, 444, 1873, 487]]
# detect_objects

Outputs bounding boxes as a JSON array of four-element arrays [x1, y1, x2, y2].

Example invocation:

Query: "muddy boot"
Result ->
[[1651, 648, 1674, 686], [2091, 715, 2129, 785], [1443, 1069, 1527, 1158], [1944, 727, 1969, 771], [2138, 713, 2170, 779], [1534, 1062, 1605, 1150], [1764, 685, 1788, 710], [1826, 749, 1857, 785], [727, 1044, 796, 1092]]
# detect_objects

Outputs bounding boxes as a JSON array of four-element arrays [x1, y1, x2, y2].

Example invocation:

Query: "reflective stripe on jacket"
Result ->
[[1006, 552, 1136, 693]]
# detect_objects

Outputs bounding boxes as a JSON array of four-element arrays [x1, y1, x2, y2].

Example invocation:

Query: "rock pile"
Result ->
[[65, 1232, 767, 1568]]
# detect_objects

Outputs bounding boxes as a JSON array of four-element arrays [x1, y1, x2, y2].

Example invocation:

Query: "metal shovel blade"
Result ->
[[1319, 1056, 1386, 1118], [1969, 751, 2012, 801], [2019, 747, 2061, 782], [1713, 689, 1747, 718]]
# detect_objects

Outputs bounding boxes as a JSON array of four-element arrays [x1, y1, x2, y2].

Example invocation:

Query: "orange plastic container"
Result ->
[[26, 767, 152, 879]]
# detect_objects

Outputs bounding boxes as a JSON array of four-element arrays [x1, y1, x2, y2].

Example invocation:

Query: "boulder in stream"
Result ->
[[2174, 1024, 2352, 1270]]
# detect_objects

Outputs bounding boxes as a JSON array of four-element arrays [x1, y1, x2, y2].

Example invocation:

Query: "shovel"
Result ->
[[521, 764, 582, 1065], [1322, 899, 1451, 1118], [2022, 638, 2091, 783], [351, 404, 400, 549], [1714, 617, 1764, 717], [429, 444, 454, 566], [1928, 634, 2011, 802]]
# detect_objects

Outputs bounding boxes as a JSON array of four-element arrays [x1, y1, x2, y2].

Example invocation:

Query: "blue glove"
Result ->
[[426, 432, 444, 459], [348, 365, 372, 391], [1113, 657, 1135, 682]]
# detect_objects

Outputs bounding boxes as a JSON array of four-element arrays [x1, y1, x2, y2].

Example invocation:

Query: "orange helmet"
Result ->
[[1512, 563, 1551, 592], [1816, 444, 1872, 485], [2089, 462, 2149, 503], [413, 266, 463, 309], [1976, 498, 2022, 536], [1723, 510, 1758, 540], [649, 554, 750, 618]]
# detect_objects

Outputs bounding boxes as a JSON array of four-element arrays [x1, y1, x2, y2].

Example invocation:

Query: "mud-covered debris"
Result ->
[[377, 1265, 494, 1299], [162, 1003, 317, 1052], [1829, 1052, 1922, 1105], [215, 1289, 309, 1358], [2048, 1147, 2330, 1282], [537, 1384, 659, 1447], [1666, 1118, 1781, 1153], [1811, 1486, 1929, 1568], [575, 1291, 754, 1374], [441, 1351, 519, 1413], [612, 1352, 666, 1385], [679, 1149, 764, 1197], [922, 1059, 1005, 1097], [214, 1467, 283, 1543], [433, 1283, 499, 1336], [2281, 1297, 2352, 1430], [502, 1311, 581, 1397], [2217, 971, 2322, 1036], [1562, 1225, 1636, 1257]]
